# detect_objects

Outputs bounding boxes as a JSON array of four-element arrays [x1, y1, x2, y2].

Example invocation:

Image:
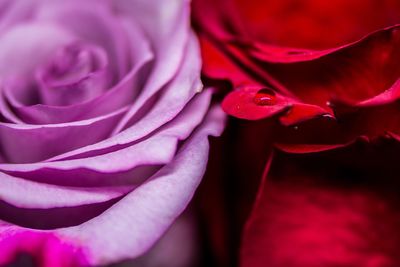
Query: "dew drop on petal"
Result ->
[[253, 88, 276, 106]]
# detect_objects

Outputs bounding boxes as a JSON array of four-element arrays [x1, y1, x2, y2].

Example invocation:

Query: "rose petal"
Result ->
[[0, 1, 35, 35], [56, 105, 225, 265], [232, 0, 400, 50], [47, 35, 202, 161], [0, 171, 132, 209], [113, 0, 194, 132], [37, 0, 131, 79], [124, 211, 199, 267], [198, 36, 258, 86], [0, 106, 128, 163], [1, 3, 153, 125], [0, 22, 75, 77], [222, 86, 290, 120], [241, 150, 400, 267], [0, 90, 212, 187], [7, 48, 151, 124]]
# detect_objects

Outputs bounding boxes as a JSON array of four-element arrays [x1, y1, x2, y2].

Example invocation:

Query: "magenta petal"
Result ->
[[0, 231, 88, 266]]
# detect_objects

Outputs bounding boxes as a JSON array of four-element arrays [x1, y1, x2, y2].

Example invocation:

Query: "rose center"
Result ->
[[36, 42, 111, 106]]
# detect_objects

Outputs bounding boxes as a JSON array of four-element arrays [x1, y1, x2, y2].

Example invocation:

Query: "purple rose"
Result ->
[[0, 0, 225, 266]]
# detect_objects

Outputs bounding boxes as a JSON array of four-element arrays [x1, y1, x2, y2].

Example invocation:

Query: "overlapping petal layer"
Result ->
[[193, 0, 400, 150]]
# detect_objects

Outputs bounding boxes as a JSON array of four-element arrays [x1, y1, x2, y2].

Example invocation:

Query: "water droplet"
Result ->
[[326, 100, 335, 108], [253, 88, 276, 106]]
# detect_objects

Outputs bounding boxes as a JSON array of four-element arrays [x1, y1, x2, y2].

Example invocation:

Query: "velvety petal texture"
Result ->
[[192, 0, 400, 267], [0, 0, 225, 266], [242, 147, 400, 267]]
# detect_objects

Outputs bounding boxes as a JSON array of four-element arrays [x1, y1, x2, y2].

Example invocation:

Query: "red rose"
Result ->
[[193, 0, 400, 266]]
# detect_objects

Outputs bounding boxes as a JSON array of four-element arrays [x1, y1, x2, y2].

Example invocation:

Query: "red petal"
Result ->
[[194, 0, 400, 128], [241, 150, 400, 267], [232, 0, 400, 50], [259, 26, 400, 105], [223, 26, 400, 128], [222, 86, 290, 120], [198, 36, 257, 86]]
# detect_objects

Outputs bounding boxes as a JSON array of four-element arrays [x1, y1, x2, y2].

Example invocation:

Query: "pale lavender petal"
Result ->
[[36, 0, 131, 79], [0, 86, 23, 124], [2, 135, 178, 172], [0, 171, 132, 208], [7, 50, 151, 124], [0, 106, 128, 163], [0, 90, 212, 175], [0, 0, 225, 265], [0, 1, 35, 35], [0, 22, 75, 77], [48, 34, 202, 161], [124, 211, 199, 267], [0, 198, 120, 230], [36, 42, 111, 106], [2, 16, 153, 124], [57, 105, 225, 265], [112, 0, 194, 132]]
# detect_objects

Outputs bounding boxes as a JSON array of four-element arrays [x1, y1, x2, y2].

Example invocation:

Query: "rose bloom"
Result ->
[[193, 0, 400, 267], [0, 0, 225, 266]]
